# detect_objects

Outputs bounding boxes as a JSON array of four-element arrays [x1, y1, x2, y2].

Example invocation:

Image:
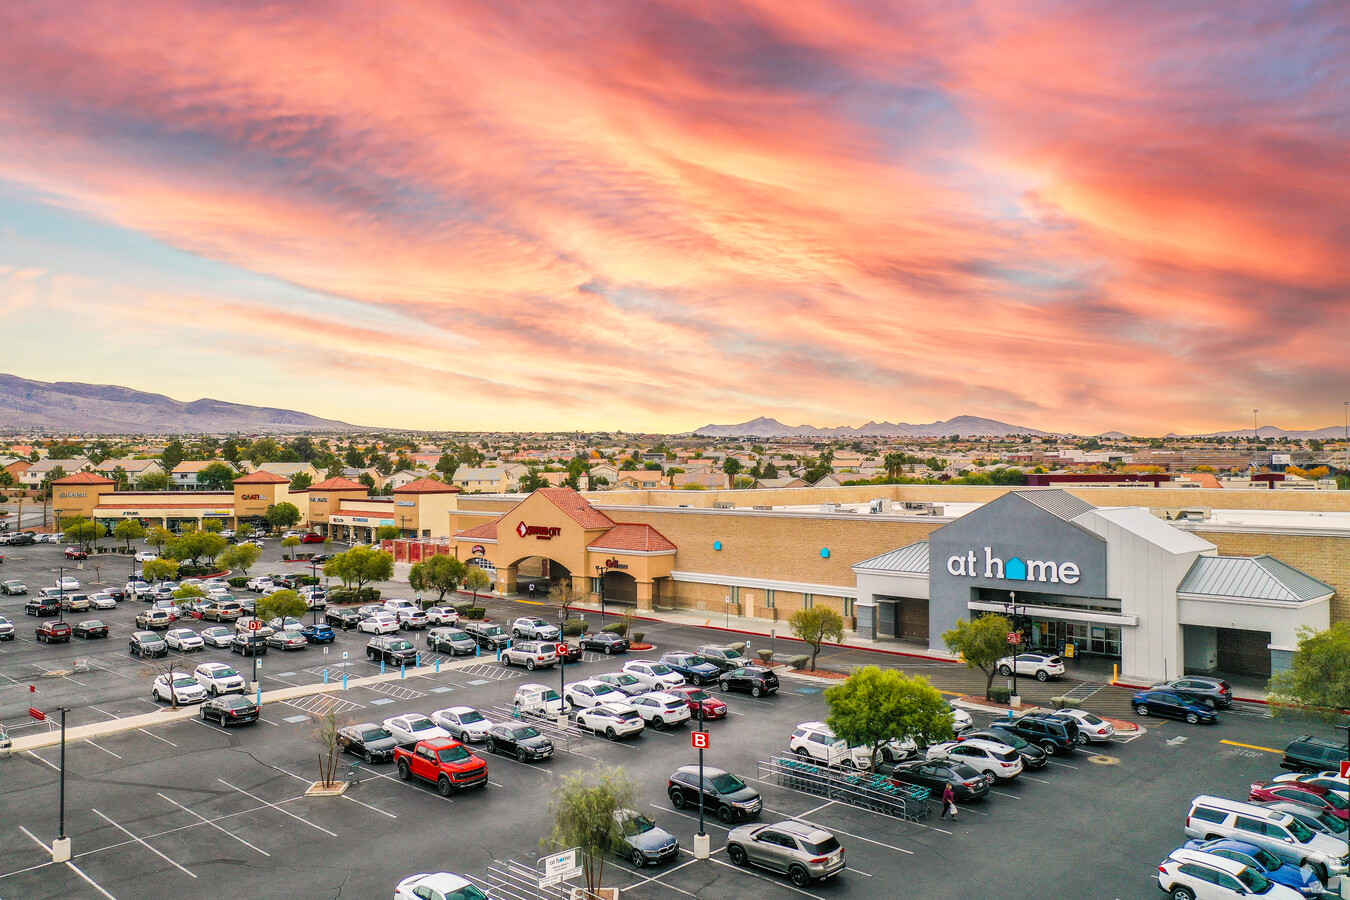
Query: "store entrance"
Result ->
[[1032, 619, 1121, 660]]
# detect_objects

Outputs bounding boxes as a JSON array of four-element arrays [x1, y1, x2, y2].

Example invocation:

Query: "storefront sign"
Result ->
[[379, 519, 396, 527], [602, 557, 629, 570], [945, 546, 1080, 585], [472, 545, 486, 556], [516, 522, 561, 540], [57, 492, 87, 498], [203, 510, 230, 516], [352, 517, 369, 524], [396, 500, 416, 507], [312, 496, 328, 503], [121, 510, 139, 516], [240, 494, 264, 501]]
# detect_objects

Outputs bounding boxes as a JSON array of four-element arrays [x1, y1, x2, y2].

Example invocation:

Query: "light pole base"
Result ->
[[556, 714, 568, 731], [1010, 694, 1022, 710], [693, 833, 710, 859], [52, 837, 71, 863]]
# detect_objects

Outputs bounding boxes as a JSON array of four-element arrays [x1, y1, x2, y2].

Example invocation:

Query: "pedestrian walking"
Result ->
[[940, 783, 958, 820]]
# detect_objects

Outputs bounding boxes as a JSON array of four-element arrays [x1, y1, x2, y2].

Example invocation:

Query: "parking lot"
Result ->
[[0, 539, 1338, 899]]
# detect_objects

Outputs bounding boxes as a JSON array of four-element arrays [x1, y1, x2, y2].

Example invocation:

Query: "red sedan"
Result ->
[[669, 686, 728, 720], [1250, 781, 1350, 819]]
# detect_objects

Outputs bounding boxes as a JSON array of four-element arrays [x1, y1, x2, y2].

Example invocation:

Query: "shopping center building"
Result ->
[[50, 472, 1348, 684]]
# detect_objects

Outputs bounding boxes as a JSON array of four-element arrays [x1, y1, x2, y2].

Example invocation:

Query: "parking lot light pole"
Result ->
[[694, 703, 709, 859], [52, 707, 70, 863], [558, 613, 568, 731], [595, 565, 607, 627]]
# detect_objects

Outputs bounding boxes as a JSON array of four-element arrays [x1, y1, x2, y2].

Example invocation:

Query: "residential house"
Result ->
[[754, 476, 808, 489], [93, 458, 166, 486], [453, 467, 513, 493], [22, 457, 90, 488], [613, 470, 667, 490], [343, 467, 385, 489], [256, 462, 321, 484], [383, 470, 425, 491], [672, 471, 728, 490], [171, 459, 240, 491], [1, 457, 30, 485]]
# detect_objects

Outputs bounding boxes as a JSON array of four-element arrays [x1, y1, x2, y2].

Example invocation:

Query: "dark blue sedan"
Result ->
[[301, 623, 336, 644], [1132, 690, 1216, 724]]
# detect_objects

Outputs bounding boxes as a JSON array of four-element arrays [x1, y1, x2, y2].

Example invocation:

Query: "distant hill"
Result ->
[[0, 375, 363, 434], [692, 415, 1049, 438], [1182, 425, 1349, 440]]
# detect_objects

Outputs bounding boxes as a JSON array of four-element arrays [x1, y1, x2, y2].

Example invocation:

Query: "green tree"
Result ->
[[146, 526, 173, 557], [324, 546, 394, 593], [519, 468, 548, 492], [196, 462, 237, 491], [1268, 623, 1350, 721], [160, 439, 185, 471], [435, 452, 458, 479], [824, 666, 953, 768], [266, 502, 302, 530], [61, 516, 101, 550], [942, 615, 1013, 701], [236, 523, 256, 540], [375, 525, 401, 541], [172, 583, 207, 609], [762, 461, 779, 479], [344, 447, 366, 468], [464, 566, 492, 603], [288, 436, 315, 462], [883, 452, 907, 479], [169, 530, 227, 567], [788, 606, 845, 672], [222, 438, 242, 464], [409, 555, 467, 605], [40, 466, 69, 500], [543, 766, 639, 896], [257, 589, 307, 623], [219, 542, 260, 576], [114, 519, 145, 551], [200, 517, 225, 533], [141, 557, 179, 583], [281, 535, 301, 559], [358, 472, 377, 490], [722, 458, 743, 478], [289, 472, 313, 491], [108, 465, 131, 491], [137, 470, 170, 491]]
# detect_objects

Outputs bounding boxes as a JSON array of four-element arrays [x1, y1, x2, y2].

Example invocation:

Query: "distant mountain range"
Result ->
[[1169, 426, 1349, 440], [693, 416, 1049, 438], [0, 375, 361, 434]]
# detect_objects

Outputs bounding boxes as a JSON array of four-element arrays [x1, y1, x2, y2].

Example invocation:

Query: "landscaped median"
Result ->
[[5, 655, 495, 754]]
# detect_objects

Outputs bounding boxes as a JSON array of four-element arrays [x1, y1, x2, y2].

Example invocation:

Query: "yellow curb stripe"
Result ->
[[1220, 739, 1281, 754]]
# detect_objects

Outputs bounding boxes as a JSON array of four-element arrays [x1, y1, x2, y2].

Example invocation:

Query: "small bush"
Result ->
[[465, 607, 486, 620], [228, 576, 249, 588], [630, 631, 645, 644], [788, 654, 809, 669], [756, 649, 774, 663], [728, 642, 747, 653], [562, 619, 586, 637], [453, 602, 474, 615], [989, 687, 1012, 704], [356, 587, 381, 603], [328, 587, 356, 604], [1051, 696, 1082, 710], [602, 621, 628, 637]]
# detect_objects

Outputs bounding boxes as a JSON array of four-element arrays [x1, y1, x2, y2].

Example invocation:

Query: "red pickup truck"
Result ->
[[394, 738, 488, 796]]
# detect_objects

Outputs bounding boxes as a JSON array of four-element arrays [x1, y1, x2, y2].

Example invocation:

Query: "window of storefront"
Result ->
[[591, 577, 602, 593], [843, 597, 854, 617], [802, 593, 814, 610], [764, 590, 776, 609]]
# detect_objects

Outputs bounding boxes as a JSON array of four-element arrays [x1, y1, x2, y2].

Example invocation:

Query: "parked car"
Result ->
[[229, 633, 268, 657], [245, 576, 275, 593], [1250, 782, 1349, 820], [300, 533, 325, 543], [576, 703, 645, 740], [622, 660, 686, 691], [565, 679, 631, 710], [1158, 848, 1304, 900], [697, 644, 749, 673], [325, 607, 363, 630], [394, 738, 488, 795], [393, 873, 487, 900], [501, 640, 558, 671], [1133, 690, 1218, 725], [125, 580, 151, 599], [36, 620, 73, 643], [431, 707, 493, 743], [513, 683, 566, 718], [60, 594, 90, 612], [338, 723, 399, 763], [485, 722, 554, 762], [165, 628, 204, 652], [427, 627, 477, 655], [266, 630, 308, 651], [135, 609, 175, 630], [383, 714, 452, 746], [300, 622, 335, 644], [396, 608, 430, 630], [669, 686, 730, 721], [719, 665, 779, 697], [55, 576, 80, 592], [89, 592, 118, 610], [957, 729, 1047, 770], [367, 635, 418, 665], [1258, 801, 1349, 838], [511, 617, 562, 641], [891, 758, 993, 802], [989, 713, 1082, 755], [200, 694, 260, 727], [629, 692, 693, 730], [425, 606, 459, 626], [0, 615, 13, 641], [668, 765, 761, 822], [1153, 676, 1234, 709], [1184, 795, 1349, 883], [202, 600, 244, 622], [595, 672, 649, 698], [24, 597, 61, 617], [927, 739, 1023, 782], [384, 598, 418, 616], [1271, 772, 1349, 797], [357, 613, 400, 635], [556, 641, 585, 664], [135, 550, 158, 562], [1282, 737, 1350, 774], [267, 616, 305, 633], [660, 652, 723, 686], [234, 617, 275, 638], [1, 579, 27, 595], [995, 652, 1065, 681], [617, 809, 679, 868], [72, 619, 109, 639], [726, 820, 846, 887], [1050, 708, 1115, 743], [64, 547, 88, 560], [194, 662, 246, 695], [152, 673, 207, 705], [462, 621, 510, 650], [789, 721, 876, 769], [580, 632, 630, 655], [1180, 837, 1326, 899], [128, 630, 168, 658], [149, 599, 181, 620]]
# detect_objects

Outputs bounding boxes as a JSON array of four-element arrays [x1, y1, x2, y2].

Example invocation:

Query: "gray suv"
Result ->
[[725, 821, 846, 887], [501, 640, 558, 671], [511, 617, 561, 641]]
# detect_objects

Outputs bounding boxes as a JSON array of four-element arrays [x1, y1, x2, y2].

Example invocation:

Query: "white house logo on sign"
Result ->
[[946, 546, 1080, 585]]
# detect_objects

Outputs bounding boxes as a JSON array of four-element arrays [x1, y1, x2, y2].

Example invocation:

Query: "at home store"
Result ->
[[851, 491, 1333, 684]]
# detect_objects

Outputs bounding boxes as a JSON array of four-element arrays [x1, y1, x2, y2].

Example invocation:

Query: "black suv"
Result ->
[[989, 714, 1080, 755], [1281, 735, 1350, 773], [24, 597, 61, 617], [326, 608, 362, 630], [462, 621, 510, 650], [367, 635, 419, 666], [668, 765, 762, 823], [718, 665, 779, 697], [8, 533, 36, 546]]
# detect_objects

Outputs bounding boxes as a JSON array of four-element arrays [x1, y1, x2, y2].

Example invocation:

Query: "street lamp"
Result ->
[[595, 564, 607, 627], [1004, 591, 1027, 708]]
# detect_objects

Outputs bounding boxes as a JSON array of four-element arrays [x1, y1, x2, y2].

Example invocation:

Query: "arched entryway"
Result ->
[[509, 556, 572, 599], [598, 570, 637, 609]]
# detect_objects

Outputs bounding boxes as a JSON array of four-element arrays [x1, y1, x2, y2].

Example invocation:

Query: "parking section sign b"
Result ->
[[692, 731, 710, 749]]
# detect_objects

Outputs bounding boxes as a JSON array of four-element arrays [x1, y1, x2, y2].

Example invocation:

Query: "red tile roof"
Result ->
[[306, 477, 369, 492], [588, 524, 677, 553], [537, 488, 615, 530], [51, 472, 115, 486], [455, 520, 500, 540], [233, 471, 290, 485], [393, 477, 460, 495]]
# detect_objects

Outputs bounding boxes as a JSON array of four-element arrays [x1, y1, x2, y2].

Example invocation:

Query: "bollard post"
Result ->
[[381, 659, 386, 675], [417, 653, 422, 668], [323, 670, 329, 684], [400, 664, 406, 679], [475, 643, 480, 658], [342, 674, 348, 691], [436, 658, 441, 674]]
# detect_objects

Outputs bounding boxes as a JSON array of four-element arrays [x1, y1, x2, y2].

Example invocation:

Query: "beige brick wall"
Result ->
[[1199, 531, 1348, 621]]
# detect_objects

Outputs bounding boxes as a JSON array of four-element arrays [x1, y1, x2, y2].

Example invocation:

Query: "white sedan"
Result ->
[[431, 707, 493, 743], [135, 551, 158, 563], [165, 628, 204, 652], [152, 673, 207, 705], [1052, 709, 1115, 743], [89, 592, 118, 610], [382, 714, 452, 746], [947, 701, 973, 734], [359, 613, 400, 635], [927, 739, 1024, 781], [995, 652, 1065, 682], [194, 662, 246, 695], [55, 576, 80, 592], [575, 704, 645, 740], [394, 872, 487, 900]]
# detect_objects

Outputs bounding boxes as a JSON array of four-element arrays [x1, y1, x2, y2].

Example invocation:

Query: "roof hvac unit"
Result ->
[[713, 501, 736, 509], [752, 505, 774, 510], [1155, 507, 1212, 522], [819, 503, 839, 513], [868, 499, 886, 514], [900, 501, 944, 515]]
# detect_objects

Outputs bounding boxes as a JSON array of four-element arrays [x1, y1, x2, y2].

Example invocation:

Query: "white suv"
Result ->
[[564, 679, 630, 710], [501, 640, 558, 671], [512, 617, 561, 641], [425, 606, 459, 626], [789, 721, 878, 769], [194, 662, 246, 696], [927, 739, 1024, 781], [629, 692, 692, 730], [245, 576, 275, 593], [621, 660, 685, 691], [995, 652, 1065, 682], [1158, 848, 1303, 900]]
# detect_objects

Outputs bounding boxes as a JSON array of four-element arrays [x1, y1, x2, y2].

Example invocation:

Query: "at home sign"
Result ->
[[946, 546, 1081, 585]]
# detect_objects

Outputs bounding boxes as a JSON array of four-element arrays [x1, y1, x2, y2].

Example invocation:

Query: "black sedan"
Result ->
[[230, 633, 268, 656], [718, 665, 779, 697], [72, 619, 110, 639], [580, 633, 630, 655], [485, 722, 554, 762], [337, 723, 399, 762], [326, 608, 362, 630], [200, 695, 260, 727], [1131, 690, 1217, 725], [557, 641, 585, 664], [958, 730, 1047, 770], [891, 759, 993, 802]]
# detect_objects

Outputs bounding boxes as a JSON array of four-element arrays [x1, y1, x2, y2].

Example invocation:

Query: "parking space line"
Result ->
[[269, 767, 398, 819], [138, 728, 178, 747], [219, 780, 339, 836], [648, 804, 732, 832], [88, 705, 121, 720], [25, 749, 60, 772], [709, 856, 830, 900], [989, 789, 1020, 800], [762, 805, 921, 849], [86, 739, 122, 759], [797, 800, 837, 818], [1047, 760, 1079, 769], [345, 766, 458, 803], [618, 852, 717, 894], [87, 659, 130, 679], [156, 793, 271, 857], [20, 826, 117, 900], [1021, 775, 1052, 785], [91, 808, 197, 879]]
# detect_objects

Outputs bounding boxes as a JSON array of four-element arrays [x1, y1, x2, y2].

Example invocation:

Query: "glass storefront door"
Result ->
[[1033, 619, 1119, 659]]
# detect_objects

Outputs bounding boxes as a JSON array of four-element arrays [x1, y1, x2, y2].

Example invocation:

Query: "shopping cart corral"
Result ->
[[758, 756, 930, 821]]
